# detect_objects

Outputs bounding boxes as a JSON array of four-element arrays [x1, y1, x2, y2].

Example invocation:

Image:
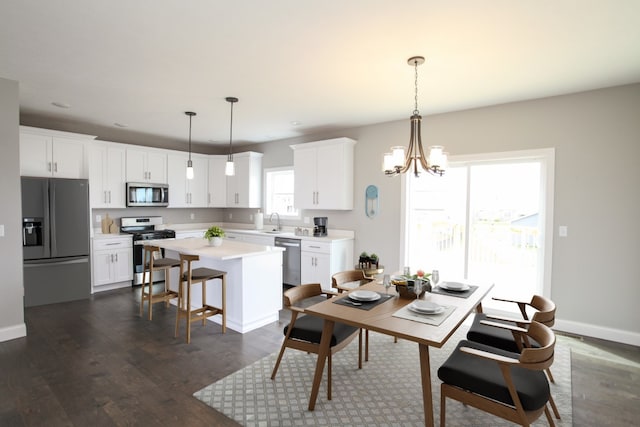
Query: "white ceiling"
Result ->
[[1, 1, 640, 149]]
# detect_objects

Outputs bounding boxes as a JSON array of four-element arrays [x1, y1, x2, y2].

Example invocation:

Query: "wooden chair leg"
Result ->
[[270, 345, 287, 380], [394, 336, 398, 343], [327, 353, 332, 401], [548, 391, 561, 420], [544, 404, 556, 427], [440, 385, 446, 427], [546, 367, 555, 383]]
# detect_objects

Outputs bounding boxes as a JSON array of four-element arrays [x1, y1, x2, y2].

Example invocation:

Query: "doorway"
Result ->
[[403, 149, 555, 311]]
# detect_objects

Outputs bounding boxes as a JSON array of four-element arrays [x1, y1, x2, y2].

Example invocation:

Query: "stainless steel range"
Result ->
[[120, 216, 175, 285]]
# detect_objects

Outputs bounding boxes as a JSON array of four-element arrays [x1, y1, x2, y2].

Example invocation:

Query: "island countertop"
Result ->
[[149, 237, 284, 261]]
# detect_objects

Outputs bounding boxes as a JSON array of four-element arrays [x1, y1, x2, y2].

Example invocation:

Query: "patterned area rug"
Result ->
[[194, 326, 572, 426]]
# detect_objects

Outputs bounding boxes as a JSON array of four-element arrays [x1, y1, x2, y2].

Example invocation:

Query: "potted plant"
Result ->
[[204, 226, 225, 247]]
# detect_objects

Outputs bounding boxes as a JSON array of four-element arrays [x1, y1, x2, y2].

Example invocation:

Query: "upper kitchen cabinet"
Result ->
[[125, 146, 167, 184], [167, 152, 208, 207], [19, 126, 95, 178], [291, 137, 356, 210], [226, 151, 263, 208], [208, 155, 227, 207], [87, 141, 126, 208]]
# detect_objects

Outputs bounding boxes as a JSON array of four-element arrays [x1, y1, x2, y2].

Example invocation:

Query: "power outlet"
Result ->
[[229, 213, 233, 220], [303, 217, 310, 224], [96, 214, 102, 222], [190, 213, 195, 220]]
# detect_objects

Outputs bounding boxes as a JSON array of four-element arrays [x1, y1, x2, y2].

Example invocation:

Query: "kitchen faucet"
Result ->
[[269, 212, 281, 231]]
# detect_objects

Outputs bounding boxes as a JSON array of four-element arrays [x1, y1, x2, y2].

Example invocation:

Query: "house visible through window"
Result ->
[[264, 167, 299, 218]]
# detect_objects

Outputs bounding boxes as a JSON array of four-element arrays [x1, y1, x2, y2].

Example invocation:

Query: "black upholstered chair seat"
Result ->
[[467, 313, 541, 353], [285, 315, 359, 347], [438, 339, 550, 411]]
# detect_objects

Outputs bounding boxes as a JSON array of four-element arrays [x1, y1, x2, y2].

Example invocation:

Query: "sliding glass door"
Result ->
[[403, 149, 554, 311]]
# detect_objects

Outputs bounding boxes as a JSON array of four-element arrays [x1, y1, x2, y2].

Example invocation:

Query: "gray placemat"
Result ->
[[392, 304, 455, 326], [430, 284, 478, 298], [333, 292, 394, 310]]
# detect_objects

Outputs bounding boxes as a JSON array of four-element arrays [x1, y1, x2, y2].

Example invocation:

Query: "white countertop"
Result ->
[[161, 222, 354, 243], [148, 237, 284, 261]]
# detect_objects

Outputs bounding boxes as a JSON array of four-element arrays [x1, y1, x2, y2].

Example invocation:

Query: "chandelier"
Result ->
[[383, 56, 447, 177]]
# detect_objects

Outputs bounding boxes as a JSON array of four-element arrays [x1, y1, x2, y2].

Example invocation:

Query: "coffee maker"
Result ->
[[313, 217, 328, 237]]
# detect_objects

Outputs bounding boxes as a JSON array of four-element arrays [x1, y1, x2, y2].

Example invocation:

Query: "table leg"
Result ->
[[418, 343, 434, 427], [308, 319, 335, 411]]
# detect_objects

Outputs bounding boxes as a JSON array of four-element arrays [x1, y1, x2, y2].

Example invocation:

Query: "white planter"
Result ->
[[208, 237, 223, 247]]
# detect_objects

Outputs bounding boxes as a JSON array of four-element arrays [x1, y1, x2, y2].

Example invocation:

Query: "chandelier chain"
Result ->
[[413, 58, 419, 115]]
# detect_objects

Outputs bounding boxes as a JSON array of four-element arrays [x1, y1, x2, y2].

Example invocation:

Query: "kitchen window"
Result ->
[[264, 167, 299, 218]]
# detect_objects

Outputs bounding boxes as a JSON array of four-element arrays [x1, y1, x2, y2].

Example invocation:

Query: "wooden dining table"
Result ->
[[304, 280, 493, 427]]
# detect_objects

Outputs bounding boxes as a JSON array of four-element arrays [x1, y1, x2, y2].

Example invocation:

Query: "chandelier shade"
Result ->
[[383, 56, 447, 177]]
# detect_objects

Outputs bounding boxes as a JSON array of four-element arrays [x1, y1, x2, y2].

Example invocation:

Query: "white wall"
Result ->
[[249, 84, 640, 345], [0, 77, 26, 342]]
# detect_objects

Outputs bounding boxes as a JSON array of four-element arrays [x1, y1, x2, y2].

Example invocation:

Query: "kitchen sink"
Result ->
[[264, 230, 286, 234]]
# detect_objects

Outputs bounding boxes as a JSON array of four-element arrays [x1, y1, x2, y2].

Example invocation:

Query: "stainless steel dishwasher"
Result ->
[[274, 237, 301, 286]]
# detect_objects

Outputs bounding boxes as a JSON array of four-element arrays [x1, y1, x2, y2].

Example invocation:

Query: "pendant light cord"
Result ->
[[228, 100, 234, 160], [188, 114, 193, 161]]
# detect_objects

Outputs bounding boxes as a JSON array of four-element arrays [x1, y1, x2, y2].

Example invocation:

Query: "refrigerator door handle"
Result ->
[[24, 257, 89, 268], [50, 180, 57, 257]]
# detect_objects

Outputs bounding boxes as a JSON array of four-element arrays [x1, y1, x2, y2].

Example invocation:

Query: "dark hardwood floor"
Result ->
[[1, 286, 638, 426]]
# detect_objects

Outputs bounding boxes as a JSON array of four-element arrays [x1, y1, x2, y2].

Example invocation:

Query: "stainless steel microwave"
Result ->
[[126, 182, 169, 207]]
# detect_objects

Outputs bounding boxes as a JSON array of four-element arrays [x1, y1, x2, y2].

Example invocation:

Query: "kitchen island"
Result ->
[[150, 237, 284, 334]]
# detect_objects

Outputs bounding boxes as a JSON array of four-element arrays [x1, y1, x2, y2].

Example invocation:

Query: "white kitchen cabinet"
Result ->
[[92, 236, 133, 291], [167, 152, 208, 207], [19, 126, 95, 178], [300, 238, 354, 290], [87, 142, 126, 208], [208, 155, 227, 207], [291, 137, 356, 210], [226, 152, 263, 208], [126, 146, 167, 183]]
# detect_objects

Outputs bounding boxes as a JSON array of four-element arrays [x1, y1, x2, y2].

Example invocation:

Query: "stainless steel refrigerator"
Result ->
[[22, 177, 91, 307]]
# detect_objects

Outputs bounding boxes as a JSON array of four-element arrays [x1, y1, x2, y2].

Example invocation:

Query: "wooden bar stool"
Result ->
[[175, 253, 226, 343], [140, 245, 180, 320]]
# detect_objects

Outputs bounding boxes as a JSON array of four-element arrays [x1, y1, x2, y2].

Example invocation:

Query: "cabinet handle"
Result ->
[[316, 191, 319, 205], [110, 254, 114, 263], [104, 191, 108, 203], [48, 162, 52, 172], [208, 193, 211, 204], [115, 253, 118, 262], [105, 242, 119, 246], [108, 190, 111, 203], [54, 162, 58, 173]]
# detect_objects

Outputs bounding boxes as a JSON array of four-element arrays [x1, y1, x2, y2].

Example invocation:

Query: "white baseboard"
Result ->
[[554, 318, 640, 347], [0, 322, 27, 342]]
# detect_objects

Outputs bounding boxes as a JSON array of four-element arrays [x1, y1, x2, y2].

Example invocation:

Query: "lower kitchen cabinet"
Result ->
[[92, 236, 133, 291], [300, 239, 353, 290]]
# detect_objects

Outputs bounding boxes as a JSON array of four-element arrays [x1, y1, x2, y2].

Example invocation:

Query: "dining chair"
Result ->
[[438, 320, 557, 427], [331, 269, 377, 358], [466, 294, 560, 419], [270, 283, 362, 400]]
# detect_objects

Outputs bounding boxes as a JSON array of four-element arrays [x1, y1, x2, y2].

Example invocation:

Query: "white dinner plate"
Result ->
[[409, 300, 443, 314], [349, 290, 381, 302], [439, 281, 470, 291]]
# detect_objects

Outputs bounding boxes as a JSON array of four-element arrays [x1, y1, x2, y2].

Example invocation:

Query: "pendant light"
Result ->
[[225, 96, 238, 176], [185, 111, 196, 180], [383, 56, 448, 177]]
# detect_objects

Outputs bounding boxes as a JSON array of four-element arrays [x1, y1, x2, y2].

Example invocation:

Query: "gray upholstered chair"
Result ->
[[438, 320, 557, 426], [270, 283, 362, 400]]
